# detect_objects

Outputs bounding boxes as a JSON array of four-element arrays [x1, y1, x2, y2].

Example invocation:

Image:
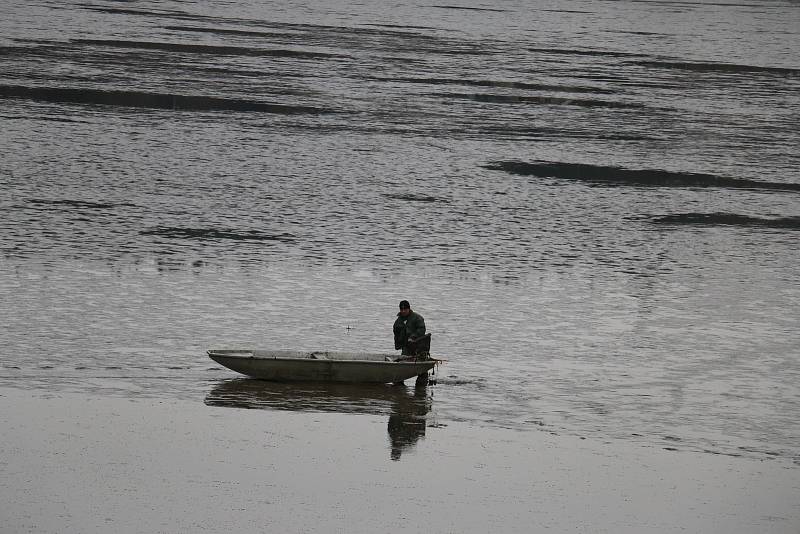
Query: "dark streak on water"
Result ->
[[435, 93, 644, 109], [383, 193, 443, 203], [427, 5, 509, 12], [73, 38, 352, 60], [163, 25, 304, 39], [647, 213, 800, 229], [0, 85, 334, 114], [29, 199, 137, 210], [140, 227, 297, 242], [632, 60, 800, 77], [528, 47, 649, 59], [485, 161, 800, 192], [371, 76, 616, 94]]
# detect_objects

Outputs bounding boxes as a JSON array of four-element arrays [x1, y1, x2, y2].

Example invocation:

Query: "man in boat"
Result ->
[[393, 300, 426, 356]]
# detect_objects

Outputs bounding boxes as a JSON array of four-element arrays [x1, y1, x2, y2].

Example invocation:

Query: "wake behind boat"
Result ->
[[208, 349, 437, 384]]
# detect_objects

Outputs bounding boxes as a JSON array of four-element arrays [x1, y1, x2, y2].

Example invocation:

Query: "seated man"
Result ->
[[393, 300, 426, 356]]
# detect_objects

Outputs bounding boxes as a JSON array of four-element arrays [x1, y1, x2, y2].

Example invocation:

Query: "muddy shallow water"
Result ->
[[3, 388, 798, 533]]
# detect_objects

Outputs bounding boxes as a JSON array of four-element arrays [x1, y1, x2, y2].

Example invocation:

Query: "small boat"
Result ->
[[208, 349, 437, 383]]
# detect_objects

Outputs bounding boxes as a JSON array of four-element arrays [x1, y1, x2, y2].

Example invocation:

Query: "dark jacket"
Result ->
[[393, 311, 426, 352]]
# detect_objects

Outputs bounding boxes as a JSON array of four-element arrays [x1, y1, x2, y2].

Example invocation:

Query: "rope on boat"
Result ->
[[394, 356, 447, 364]]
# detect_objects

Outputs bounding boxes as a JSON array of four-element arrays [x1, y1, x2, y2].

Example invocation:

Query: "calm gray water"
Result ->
[[1, 0, 799, 465]]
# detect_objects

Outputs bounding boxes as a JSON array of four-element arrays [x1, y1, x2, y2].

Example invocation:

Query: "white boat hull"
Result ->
[[208, 349, 436, 383]]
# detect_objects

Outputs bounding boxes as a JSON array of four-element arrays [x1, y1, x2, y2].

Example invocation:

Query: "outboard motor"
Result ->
[[407, 333, 432, 358], [408, 333, 433, 386]]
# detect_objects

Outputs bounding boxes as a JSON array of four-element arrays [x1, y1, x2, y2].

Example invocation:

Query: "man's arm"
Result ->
[[393, 318, 403, 349], [408, 314, 426, 340]]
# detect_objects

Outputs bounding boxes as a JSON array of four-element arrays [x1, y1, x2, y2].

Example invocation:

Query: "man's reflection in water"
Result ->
[[204, 379, 433, 460], [387, 384, 431, 461]]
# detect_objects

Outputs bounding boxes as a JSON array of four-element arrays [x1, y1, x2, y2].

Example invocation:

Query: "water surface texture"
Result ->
[[2, 0, 799, 465]]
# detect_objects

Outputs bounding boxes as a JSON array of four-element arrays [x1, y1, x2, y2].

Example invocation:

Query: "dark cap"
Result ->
[[399, 300, 410, 309]]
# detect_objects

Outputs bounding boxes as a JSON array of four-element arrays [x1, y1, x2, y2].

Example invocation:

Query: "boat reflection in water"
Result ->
[[204, 379, 433, 460]]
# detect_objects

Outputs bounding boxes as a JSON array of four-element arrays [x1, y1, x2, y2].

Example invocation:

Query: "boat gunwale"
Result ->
[[208, 350, 435, 366]]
